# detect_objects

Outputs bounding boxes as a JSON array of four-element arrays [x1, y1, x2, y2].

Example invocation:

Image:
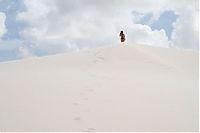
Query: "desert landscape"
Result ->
[[0, 44, 198, 132]]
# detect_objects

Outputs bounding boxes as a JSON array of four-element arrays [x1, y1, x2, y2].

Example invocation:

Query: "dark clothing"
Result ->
[[120, 32, 125, 42]]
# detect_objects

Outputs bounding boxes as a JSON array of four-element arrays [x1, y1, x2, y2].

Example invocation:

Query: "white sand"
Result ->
[[0, 44, 198, 132]]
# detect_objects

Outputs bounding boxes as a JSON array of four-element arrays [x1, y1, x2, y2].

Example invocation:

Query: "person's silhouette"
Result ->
[[120, 31, 125, 43]]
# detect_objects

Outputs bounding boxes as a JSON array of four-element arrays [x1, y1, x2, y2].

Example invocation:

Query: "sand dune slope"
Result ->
[[0, 44, 198, 132]]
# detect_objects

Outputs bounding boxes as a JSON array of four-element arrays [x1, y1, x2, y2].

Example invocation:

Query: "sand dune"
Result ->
[[0, 44, 198, 132]]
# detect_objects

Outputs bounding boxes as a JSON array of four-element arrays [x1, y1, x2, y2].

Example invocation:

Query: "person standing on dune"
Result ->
[[120, 30, 125, 43]]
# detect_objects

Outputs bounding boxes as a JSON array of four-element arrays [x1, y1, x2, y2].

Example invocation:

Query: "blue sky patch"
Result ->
[[0, 0, 26, 40], [151, 11, 178, 40], [133, 10, 178, 40]]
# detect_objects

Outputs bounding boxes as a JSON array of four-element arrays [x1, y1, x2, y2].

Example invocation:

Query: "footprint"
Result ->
[[82, 128, 96, 132], [94, 51, 101, 56], [74, 116, 81, 121], [87, 89, 94, 92], [93, 60, 99, 64], [98, 56, 104, 60], [73, 102, 80, 106], [83, 97, 89, 101]]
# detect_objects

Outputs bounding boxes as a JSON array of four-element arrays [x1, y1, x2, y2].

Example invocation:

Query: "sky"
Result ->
[[0, 0, 199, 62]]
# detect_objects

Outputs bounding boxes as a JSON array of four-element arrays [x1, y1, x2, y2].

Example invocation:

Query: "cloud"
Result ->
[[0, 12, 6, 38], [171, 7, 199, 50], [127, 24, 171, 47], [18, 45, 34, 58], [163, 0, 199, 50], [0, 0, 26, 40], [16, 0, 198, 54]]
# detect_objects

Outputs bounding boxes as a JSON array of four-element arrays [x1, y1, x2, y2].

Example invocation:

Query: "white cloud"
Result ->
[[127, 24, 171, 47], [171, 7, 199, 50], [0, 12, 6, 38], [18, 45, 34, 58], [17, 0, 198, 53]]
